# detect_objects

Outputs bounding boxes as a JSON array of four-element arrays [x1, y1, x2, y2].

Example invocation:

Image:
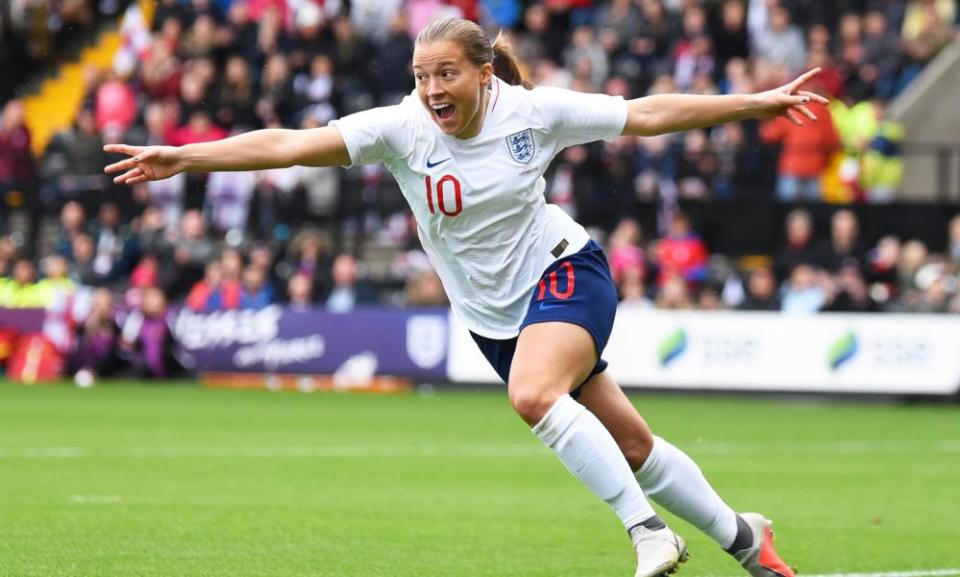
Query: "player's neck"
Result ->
[[453, 87, 491, 140]]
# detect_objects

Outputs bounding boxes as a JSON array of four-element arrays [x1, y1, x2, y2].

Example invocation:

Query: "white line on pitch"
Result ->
[[1, 440, 959, 459], [70, 495, 122, 504], [0, 445, 547, 459], [719, 570, 960, 577], [688, 440, 960, 455]]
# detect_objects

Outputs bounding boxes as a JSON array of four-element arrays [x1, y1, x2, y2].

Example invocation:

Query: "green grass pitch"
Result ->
[[1, 380, 958, 577]]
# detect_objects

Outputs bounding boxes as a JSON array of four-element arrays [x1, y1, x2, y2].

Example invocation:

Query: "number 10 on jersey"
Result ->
[[425, 175, 463, 217]]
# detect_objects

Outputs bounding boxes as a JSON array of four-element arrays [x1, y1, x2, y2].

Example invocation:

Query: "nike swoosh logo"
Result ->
[[426, 157, 451, 168], [538, 302, 564, 311]]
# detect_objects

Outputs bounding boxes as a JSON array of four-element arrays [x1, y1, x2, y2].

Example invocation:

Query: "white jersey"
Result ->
[[331, 78, 627, 339]]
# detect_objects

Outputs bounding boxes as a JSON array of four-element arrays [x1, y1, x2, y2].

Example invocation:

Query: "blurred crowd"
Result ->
[[604, 209, 960, 314], [1, 0, 960, 360], [0, 0, 132, 104]]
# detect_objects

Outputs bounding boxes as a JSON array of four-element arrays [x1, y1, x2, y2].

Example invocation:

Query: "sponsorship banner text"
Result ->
[[446, 310, 960, 395], [174, 306, 448, 379]]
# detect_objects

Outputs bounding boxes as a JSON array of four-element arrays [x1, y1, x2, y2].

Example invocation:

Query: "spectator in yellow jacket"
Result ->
[[0, 259, 44, 308], [32, 255, 77, 307]]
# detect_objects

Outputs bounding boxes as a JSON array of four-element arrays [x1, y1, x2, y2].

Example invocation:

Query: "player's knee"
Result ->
[[508, 383, 564, 426], [621, 433, 655, 472]]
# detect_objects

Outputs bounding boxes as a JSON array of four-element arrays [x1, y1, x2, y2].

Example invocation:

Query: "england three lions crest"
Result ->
[[406, 315, 447, 370], [506, 129, 535, 164]]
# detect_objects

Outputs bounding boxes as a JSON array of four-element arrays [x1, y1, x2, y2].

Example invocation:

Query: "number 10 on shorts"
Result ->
[[537, 262, 576, 301]]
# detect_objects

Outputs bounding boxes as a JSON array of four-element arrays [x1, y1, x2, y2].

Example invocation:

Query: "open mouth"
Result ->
[[431, 103, 456, 121]]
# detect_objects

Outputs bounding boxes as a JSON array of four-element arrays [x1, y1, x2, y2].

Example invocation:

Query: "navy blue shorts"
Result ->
[[470, 240, 617, 397]]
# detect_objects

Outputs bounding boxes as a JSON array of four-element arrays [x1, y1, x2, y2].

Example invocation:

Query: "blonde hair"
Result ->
[[415, 18, 532, 89]]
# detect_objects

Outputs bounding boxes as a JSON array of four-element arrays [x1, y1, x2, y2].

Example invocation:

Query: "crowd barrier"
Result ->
[[173, 306, 449, 381], [450, 310, 960, 396], [3, 307, 958, 396], [0, 309, 44, 333]]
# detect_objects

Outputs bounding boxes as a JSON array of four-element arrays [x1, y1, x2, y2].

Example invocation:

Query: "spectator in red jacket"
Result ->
[[164, 109, 228, 147], [655, 212, 709, 287], [760, 100, 840, 202], [207, 248, 242, 310], [185, 261, 222, 312]]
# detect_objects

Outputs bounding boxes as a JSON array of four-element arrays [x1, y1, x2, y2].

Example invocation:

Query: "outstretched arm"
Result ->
[[622, 68, 829, 137], [104, 126, 350, 185]]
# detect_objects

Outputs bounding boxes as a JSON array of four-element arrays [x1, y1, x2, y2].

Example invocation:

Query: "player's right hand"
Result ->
[[103, 144, 185, 184]]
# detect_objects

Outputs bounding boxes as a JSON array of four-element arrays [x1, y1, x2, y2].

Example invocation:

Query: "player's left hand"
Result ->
[[754, 68, 830, 125]]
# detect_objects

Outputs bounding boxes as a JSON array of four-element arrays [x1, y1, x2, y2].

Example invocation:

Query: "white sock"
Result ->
[[635, 436, 738, 548], [533, 395, 657, 530]]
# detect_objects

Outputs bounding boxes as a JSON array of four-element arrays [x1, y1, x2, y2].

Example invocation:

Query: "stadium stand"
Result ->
[[1, 0, 959, 381]]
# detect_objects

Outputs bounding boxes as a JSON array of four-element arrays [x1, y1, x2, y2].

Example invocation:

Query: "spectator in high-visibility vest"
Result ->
[[896, 0, 955, 96], [33, 255, 76, 307], [859, 101, 904, 203], [0, 258, 43, 308]]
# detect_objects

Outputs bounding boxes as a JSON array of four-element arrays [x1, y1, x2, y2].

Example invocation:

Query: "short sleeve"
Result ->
[[531, 86, 628, 148], [329, 99, 417, 167]]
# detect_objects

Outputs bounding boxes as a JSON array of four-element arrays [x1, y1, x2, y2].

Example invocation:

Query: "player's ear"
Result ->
[[479, 62, 493, 87]]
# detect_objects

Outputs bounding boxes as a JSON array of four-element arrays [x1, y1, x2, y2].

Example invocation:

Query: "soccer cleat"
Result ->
[[630, 525, 689, 577], [733, 513, 796, 577]]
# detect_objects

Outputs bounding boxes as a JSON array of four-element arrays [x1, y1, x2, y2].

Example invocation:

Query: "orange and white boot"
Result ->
[[733, 513, 796, 577]]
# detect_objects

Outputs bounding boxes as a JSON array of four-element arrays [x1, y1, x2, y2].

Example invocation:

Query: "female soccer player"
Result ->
[[106, 18, 824, 577]]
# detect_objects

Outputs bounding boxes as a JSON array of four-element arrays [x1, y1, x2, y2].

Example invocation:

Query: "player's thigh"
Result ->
[[577, 370, 654, 471], [508, 321, 597, 424]]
